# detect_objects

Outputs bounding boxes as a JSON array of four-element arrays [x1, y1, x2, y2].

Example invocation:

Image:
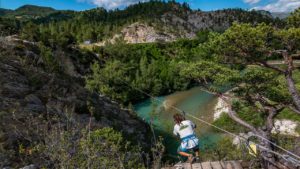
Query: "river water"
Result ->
[[134, 87, 222, 157]]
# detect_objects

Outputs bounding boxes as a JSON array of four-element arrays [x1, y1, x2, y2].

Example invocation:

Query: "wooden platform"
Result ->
[[162, 161, 248, 169]]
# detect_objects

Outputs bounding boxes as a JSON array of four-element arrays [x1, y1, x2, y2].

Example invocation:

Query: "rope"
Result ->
[[120, 81, 300, 163]]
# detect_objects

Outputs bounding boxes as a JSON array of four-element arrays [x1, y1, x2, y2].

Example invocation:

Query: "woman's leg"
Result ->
[[193, 147, 200, 162], [193, 147, 200, 157], [178, 151, 191, 157]]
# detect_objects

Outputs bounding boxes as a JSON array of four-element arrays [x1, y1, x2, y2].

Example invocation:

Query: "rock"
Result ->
[[214, 97, 230, 120], [92, 8, 278, 46], [2, 82, 30, 98], [122, 23, 176, 43], [232, 132, 255, 146], [272, 119, 299, 137], [0, 38, 151, 168], [96, 23, 180, 46], [19, 164, 36, 169], [25, 94, 42, 105]]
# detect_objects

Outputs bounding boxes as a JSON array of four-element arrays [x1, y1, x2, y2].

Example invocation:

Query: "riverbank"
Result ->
[[214, 97, 230, 120], [213, 97, 300, 137]]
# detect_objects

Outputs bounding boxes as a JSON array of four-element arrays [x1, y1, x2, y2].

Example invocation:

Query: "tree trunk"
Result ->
[[258, 131, 278, 169], [284, 53, 300, 111], [285, 73, 300, 111]]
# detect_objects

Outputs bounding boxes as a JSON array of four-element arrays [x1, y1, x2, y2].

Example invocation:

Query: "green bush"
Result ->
[[43, 127, 145, 169], [201, 137, 253, 161], [38, 42, 60, 73]]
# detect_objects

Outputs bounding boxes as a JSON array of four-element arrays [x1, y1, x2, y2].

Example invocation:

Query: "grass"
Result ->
[[276, 108, 300, 122]]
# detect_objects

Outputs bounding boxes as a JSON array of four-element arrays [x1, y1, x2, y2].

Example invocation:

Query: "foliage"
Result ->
[[287, 7, 300, 28], [273, 27, 300, 54], [0, 17, 21, 36], [276, 108, 300, 122], [86, 41, 202, 103], [37, 42, 60, 73], [210, 22, 300, 62], [179, 60, 239, 91], [178, 21, 300, 167], [43, 126, 145, 169], [21, 21, 41, 42], [234, 66, 290, 103], [86, 61, 132, 102], [212, 23, 273, 63], [213, 103, 265, 133], [201, 137, 253, 161], [0, 0, 283, 44], [2, 3, 300, 167], [1, 5, 56, 20]]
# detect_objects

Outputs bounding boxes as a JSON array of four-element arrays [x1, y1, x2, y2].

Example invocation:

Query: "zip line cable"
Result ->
[[253, 134, 300, 161], [118, 81, 300, 163]]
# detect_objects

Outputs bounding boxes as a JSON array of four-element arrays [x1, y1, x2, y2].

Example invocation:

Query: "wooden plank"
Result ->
[[181, 163, 192, 169], [173, 162, 184, 169], [166, 161, 246, 169], [224, 161, 233, 169], [219, 161, 226, 169], [192, 163, 203, 169], [229, 161, 243, 169], [240, 161, 250, 168], [211, 162, 223, 169], [201, 162, 212, 169]]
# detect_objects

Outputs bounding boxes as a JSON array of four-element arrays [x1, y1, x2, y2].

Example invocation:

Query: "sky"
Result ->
[[0, 0, 300, 13]]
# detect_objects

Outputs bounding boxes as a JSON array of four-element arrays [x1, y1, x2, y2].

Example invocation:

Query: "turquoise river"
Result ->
[[134, 87, 222, 158]]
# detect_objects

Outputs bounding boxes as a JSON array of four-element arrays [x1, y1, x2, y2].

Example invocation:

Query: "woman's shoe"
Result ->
[[195, 157, 200, 163], [188, 155, 195, 164]]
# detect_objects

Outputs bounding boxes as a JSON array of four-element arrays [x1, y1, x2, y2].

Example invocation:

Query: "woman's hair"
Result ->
[[173, 113, 185, 124]]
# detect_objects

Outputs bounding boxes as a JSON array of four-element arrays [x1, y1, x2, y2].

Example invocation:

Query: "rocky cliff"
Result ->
[[0, 37, 151, 167], [95, 8, 283, 45]]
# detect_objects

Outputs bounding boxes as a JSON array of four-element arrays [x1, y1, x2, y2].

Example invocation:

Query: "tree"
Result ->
[[21, 22, 40, 42], [180, 23, 300, 168], [86, 61, 133, 103], [179, 61, 290, 169], [287, 7, 300, 28], [213, 23, 300, 114], [38, 42, 60, 72]]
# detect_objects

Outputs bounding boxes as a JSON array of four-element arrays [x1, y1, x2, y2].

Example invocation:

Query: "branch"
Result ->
[[226, 102, 258, 132], [288, 105, 300, 115], [291, 53, 300, 58], [265, 105, 285, 132], [256, 61, 285, 73], [198, 85, 237, 99], [199, 86, 258, 132], [269, 49, 287, 55]]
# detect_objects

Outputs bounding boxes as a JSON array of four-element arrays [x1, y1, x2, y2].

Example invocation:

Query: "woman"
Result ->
[[173, 113, 200, 163]]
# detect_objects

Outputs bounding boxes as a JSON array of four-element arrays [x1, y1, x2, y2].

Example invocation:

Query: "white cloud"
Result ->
[[243, 0, 261, 5], [252, 0, 300, 12], [79, 0, 150, 9]]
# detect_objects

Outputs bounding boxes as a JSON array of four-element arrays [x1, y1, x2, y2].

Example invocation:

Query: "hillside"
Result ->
[[0, 5, 56, 18], [271, 12, 290, 19], [93, 7, 285, 45], [66, 2, 286, 44], [0, 36, 151, 168], [1, 1, 286, 44], [0, 8, 13, 16]]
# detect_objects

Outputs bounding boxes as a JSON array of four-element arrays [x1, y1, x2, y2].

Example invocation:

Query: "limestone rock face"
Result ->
[[96, 22, 184, 46], [94, 9, 277, 46], [0, 38, 150, 167], [122, 23, 176, 43], [272, 119, 299, 137]]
